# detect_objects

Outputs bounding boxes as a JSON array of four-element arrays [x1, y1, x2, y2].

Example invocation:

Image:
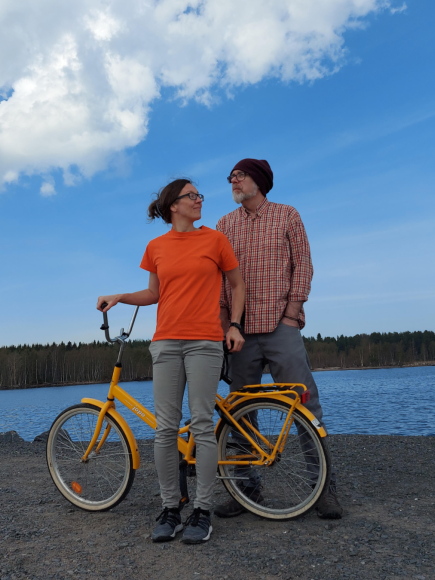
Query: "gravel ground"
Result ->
[[1, 435, 434, 580]]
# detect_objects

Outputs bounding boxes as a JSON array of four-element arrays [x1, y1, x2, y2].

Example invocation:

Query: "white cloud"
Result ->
[[0, 0, 390, 191], [390, 3, 407, 14], [40, 179, 56, 197], [85, 9, 124, 41]]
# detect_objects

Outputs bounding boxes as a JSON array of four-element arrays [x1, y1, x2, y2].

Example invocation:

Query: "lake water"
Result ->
[[0, 366, 434, 441]]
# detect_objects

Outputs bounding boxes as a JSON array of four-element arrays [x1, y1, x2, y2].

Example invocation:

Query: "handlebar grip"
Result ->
[[100, 302, 109, 336]]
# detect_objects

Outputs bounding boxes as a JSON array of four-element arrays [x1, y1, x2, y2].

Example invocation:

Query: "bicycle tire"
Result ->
[[47, 403, 135, 511], [216, 398, 331, 520]]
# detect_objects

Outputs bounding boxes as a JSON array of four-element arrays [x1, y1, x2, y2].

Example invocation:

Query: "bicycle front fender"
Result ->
[[81, 398, 140, 469]]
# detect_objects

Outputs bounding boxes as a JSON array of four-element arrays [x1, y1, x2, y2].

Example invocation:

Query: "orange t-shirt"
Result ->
[[140, 226, 239, 341]]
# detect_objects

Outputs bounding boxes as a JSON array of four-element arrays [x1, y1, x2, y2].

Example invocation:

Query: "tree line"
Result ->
[[303, 330, 435, 370], [0, 330, 434, 389], [0, 340, 153, 390]]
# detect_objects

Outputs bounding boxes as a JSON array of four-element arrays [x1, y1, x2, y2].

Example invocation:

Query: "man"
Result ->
[[215, 158, 343, 520]]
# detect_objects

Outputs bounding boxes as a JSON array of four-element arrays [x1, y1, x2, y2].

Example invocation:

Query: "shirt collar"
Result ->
[[240, 196, 269, 219]]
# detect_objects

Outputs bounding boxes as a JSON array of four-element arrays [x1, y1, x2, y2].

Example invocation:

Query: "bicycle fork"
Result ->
[[80, 366, 120, 462]]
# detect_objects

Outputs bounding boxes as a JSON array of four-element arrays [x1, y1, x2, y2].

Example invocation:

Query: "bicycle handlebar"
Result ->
[[100, 302, 140, 344]]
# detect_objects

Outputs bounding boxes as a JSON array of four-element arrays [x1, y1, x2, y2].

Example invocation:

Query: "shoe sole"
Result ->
[[151, 523, 184, 542], [317, 511, 343, 520], [180, 525, 213, 544]]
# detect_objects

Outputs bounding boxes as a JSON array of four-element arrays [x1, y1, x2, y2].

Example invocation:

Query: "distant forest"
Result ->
[[303, 330, 435, 370], [0, 330, 434, 389], [0, 340, 153, 390]]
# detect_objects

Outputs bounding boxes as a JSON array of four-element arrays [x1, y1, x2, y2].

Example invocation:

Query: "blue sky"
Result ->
[[1, 1, 434, 347]]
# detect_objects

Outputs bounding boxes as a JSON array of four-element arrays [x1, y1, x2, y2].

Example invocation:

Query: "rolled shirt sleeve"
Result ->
[[287, 209, 313, 303]]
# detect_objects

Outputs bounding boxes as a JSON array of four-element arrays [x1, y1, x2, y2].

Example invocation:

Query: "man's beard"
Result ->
[[232, 185, 258, 204]]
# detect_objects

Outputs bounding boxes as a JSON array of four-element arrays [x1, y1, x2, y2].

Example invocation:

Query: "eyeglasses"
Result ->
[[227, 171, 249, 183], [175, 192, 204, 202]]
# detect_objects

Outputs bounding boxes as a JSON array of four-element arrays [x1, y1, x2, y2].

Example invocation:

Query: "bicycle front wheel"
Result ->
[[217, 398, 331, 520], [47, 403, 135, 511]]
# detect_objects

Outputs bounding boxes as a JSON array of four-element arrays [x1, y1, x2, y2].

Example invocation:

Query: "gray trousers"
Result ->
[[149, 339, 223, 510], [229, 322, 335, 488], [229, 323, 323, 420]]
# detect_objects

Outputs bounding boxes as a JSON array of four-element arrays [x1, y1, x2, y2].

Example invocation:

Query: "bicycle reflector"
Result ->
[[71, 482, 82, 494], [301, 391, 310, 404]]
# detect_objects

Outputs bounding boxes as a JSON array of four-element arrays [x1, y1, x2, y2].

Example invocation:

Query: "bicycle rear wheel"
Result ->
[[47, 403, 135, 511], [217, 398, 331, 520]]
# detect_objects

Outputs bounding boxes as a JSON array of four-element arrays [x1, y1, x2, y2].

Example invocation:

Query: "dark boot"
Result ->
[[214, 487, 263, 519], [316, 487, 343, 519]]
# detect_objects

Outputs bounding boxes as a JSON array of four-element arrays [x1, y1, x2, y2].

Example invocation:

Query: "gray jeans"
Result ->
[[228, 322, 335, 488], [149, 339, 223, 510]]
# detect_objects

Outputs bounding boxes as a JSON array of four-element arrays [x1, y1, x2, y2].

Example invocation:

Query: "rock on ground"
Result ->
[[0, 435, 434, 580], [0, 431, 24, 444]]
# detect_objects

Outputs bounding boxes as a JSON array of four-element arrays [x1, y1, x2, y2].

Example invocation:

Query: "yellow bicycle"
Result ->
[[46, 306, 331, 520]]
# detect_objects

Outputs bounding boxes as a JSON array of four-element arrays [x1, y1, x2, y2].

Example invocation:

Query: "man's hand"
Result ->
[[281, 300, 303, 328], [281, 317, 299, 328], [226, 326, 245, 352]]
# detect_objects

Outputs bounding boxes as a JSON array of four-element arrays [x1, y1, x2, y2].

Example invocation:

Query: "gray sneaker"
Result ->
[[152, 508, 183, 542], [180, 508, 212, 544]]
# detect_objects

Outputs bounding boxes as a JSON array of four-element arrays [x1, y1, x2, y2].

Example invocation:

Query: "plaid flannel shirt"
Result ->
[[216, 197, 313, 333]]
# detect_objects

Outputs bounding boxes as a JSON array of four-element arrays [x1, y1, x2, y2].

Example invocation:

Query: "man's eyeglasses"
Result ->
[[176, 192, 204, 202], [227, 171, 249, 183]]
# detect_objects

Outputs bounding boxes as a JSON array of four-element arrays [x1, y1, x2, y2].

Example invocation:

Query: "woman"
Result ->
[[97, 178, 245, 544]]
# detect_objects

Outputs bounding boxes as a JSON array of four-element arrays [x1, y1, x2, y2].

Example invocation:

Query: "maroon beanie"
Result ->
[[231, 158, 273, 194]]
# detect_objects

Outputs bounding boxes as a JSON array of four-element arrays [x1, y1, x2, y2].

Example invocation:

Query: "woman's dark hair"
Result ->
[[148, 178, 192, 224]]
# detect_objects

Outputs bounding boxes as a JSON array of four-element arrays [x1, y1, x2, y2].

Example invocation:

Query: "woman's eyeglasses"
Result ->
[[176, 192, 204, 202], [227, 171, 249, 183]]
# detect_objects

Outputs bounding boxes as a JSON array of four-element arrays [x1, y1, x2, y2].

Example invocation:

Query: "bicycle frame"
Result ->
[[81, 306, 327, 471], [80, 364, 327, 468]]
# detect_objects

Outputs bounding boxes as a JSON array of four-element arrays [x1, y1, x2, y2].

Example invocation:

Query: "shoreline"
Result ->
[[1, 362, 434, 391], [311, 361, 435, 372], [0, 376, 153, 391]]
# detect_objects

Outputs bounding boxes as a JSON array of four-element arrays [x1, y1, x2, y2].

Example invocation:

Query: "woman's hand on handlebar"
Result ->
[[226, 326, 245, 352], [97, 294, 123, 312]]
